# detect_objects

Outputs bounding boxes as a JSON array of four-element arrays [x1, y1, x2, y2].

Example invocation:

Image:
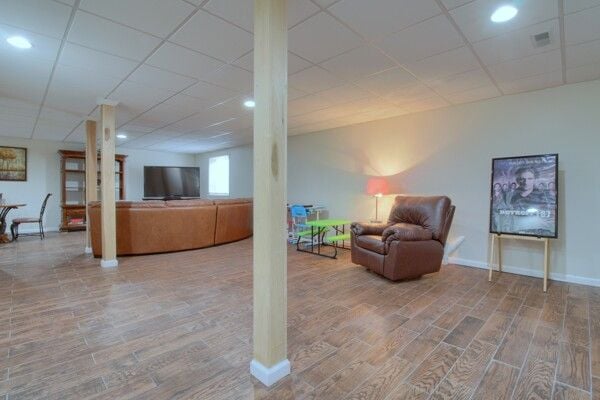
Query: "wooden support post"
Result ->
[[251, 0, 289, 387], [99, 102, 118, 268], [84, 120, 97, 254]]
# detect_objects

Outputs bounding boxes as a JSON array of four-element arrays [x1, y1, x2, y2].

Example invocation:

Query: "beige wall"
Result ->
[[204, 80, 600, 285]]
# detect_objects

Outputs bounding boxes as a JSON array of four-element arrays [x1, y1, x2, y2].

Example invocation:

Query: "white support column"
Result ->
[[251, 0, 289, 387], [84, 119, 97, 254], [99, 100, 118, 268]]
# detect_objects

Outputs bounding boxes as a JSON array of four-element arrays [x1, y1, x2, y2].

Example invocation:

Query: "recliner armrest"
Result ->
[[351, 222, 390, 236]]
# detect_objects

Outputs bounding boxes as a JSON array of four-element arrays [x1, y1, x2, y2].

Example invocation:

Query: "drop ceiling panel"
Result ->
[[289, 93, 334, 117], [488, 49, 562, 83], [232, 51, 312, 75], [79, 0, 195, 38], [0, 24, 62, 62], [566, 39, 600, 69], [473, 19, 560, 66], [203, 65, 253, 92], [441, 0, 472, 10], [59, 43, 138, 80], [384, 83, 438, 106], [127, 65, 197, 92], [328, 0, 441, 40], [320, 46, 395, 80], [108, 80, 176, 115], [450, 0, 558, 43], [68, 11, 161, 61], [377, 14, 464, 65], [429, 68, 493, 96], [146, 42, 224, 80], [170, 10, 253, 62], [499, 70, 563, 94], [566, 62, 600, 83], [316, 85, 371, 104], [564, 5, 600, 45], [204, 0, 319, 32], [565, 0, 600, 14], [445, 84, 501, 104], [2, 0, 600, 152], [0, 115, 35, 138], [312, 0, 340, 8], [182, 81, 238, 103], [289, 66, 346, 94], [45, 64, 122, 114], [354, 67, 418, 96], [0, 97, 38, 138], [289, 12, 362, 63], [0, 30, 58, 102], [0, 0, 72, 38], [405, 46, 480, 84], [33, 107, 82, 141], [64, 123, 85, 143]]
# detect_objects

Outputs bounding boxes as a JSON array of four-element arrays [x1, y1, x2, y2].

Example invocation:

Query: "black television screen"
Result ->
[[144, 166, 200, 198]]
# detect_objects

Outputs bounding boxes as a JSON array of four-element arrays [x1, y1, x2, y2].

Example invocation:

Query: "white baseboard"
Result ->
[[84, 247, 93, 254], [250, 359, 290, 387], [12, 226, 59, 234], [448, 256, 600, 288], [100, 259, 118, 268]]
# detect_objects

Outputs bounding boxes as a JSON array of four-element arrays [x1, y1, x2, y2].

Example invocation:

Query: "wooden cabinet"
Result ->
[[58, 150, 127, 232]]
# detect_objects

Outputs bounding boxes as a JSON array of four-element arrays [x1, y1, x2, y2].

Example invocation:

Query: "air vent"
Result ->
[[532, 31, 551, 48]]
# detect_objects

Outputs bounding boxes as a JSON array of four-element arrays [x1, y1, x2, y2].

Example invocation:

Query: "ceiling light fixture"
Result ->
[[6, 36, 32, 49], [491, 5, 518, 23], [244, 99, 255, 108], [116, 133, 127, 139]]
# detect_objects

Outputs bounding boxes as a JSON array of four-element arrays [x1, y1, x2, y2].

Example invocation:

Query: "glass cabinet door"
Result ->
[[64, 157, 85, 205]]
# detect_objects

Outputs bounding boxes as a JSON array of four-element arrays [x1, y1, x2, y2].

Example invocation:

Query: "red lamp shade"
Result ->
[[366, 178, 389, 197]]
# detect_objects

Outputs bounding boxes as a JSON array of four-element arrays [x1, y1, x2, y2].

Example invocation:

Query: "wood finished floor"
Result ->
[[0, 232, 598, 399]]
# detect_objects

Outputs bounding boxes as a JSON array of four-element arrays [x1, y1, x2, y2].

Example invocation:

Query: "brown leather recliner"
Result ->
[[351, 195, 455, 281]]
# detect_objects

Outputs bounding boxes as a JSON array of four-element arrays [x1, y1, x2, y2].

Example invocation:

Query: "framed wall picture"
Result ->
[[0, 146, 27, 181], [489, 154, 558, 238]]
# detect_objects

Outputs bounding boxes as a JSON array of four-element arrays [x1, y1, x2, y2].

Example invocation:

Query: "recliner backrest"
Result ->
[[387, 195, 452, 242]]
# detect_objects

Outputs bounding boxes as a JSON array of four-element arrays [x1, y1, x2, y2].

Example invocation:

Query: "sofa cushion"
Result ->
[[166, 199, 214, 207], [88, 200, 166, 208], [356, 234, 386, 255], [117, 200, 166, 208], [213, 198, 252, 205]]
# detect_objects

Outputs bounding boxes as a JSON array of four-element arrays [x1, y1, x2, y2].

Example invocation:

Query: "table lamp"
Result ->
[[366, 178, 389, 223]]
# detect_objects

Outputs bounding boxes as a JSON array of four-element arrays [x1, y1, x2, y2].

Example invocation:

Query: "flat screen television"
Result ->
[[144, 166, 200, 198]]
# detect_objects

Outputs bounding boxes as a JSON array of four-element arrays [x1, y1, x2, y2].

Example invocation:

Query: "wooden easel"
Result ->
[[488, 234, 550, 292]]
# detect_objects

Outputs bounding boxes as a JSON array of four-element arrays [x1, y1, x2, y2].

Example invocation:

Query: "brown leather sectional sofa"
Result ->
[[88, 198, 252, 257], [351, 195, 455, 281]]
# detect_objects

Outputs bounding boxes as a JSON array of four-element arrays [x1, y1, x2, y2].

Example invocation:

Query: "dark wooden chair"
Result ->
[[11, 193, 52, 240]]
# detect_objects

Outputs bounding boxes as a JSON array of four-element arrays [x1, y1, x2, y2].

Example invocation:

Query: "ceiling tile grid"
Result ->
[[0, 0, 598, 152]]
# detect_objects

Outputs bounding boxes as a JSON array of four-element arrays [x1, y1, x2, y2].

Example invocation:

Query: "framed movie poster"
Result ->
[[0, 146, 27, 181], [489, 154, 558, 238]]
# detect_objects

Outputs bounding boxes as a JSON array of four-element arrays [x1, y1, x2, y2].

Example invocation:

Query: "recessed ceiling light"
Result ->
[[116, 133, 127, 139], [6, 36, 32, 49], [491, 5, 518, 23], [244, 99, 255, 108]]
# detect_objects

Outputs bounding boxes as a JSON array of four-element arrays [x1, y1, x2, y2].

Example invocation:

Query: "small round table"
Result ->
[[0, 203, 26, 243]]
